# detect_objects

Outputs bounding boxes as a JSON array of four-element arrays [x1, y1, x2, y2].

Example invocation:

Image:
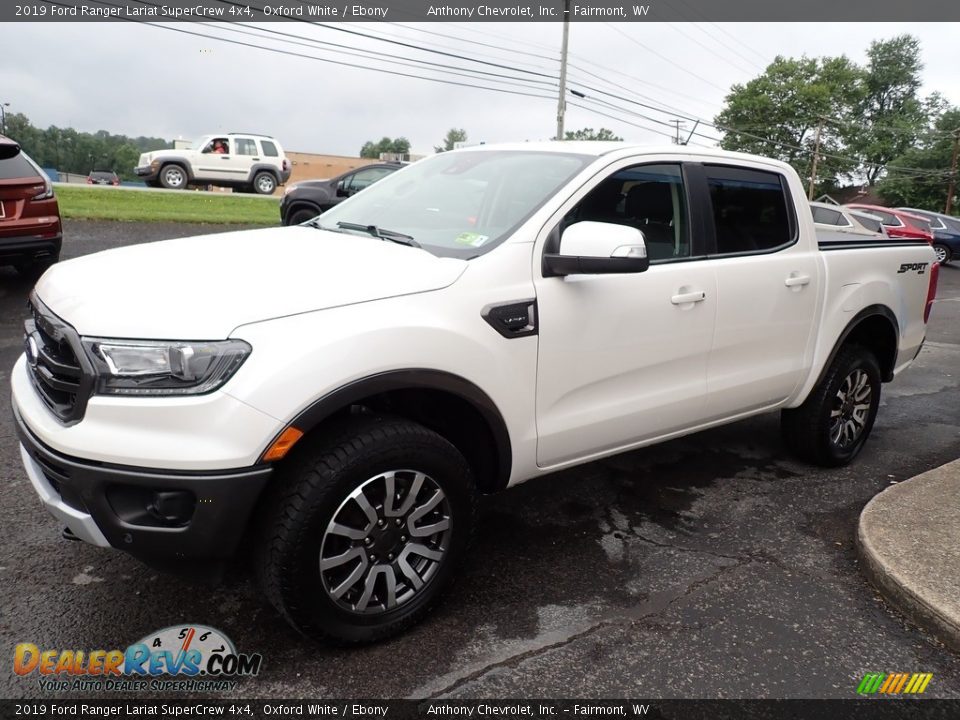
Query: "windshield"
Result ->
[[190, 136, 212, 151], [312, 150, 593, 258]]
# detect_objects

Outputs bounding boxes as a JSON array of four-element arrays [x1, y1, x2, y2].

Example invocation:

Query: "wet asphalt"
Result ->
[[1, 219, 959, 700]]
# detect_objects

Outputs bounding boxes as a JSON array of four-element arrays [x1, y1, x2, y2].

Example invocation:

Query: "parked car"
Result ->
[[280, 163, 402, 225], [844, 203, 934, 243], [87, 171, 120, 186], [135, 133, 291, 194], [0, 134, 62, 277], [896, 207, 960, 265], [810, 201, 884, 237], [14, 144, 937, 643]]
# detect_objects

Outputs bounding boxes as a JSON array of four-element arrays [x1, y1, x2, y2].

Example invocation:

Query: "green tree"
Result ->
[[714, 55, 864, 193], [434, 128, 468, 153], [877, 108, 960, 212], [849, 36, 939, 185], [360, 136, 411, 159], [561, 127, 623, 141]]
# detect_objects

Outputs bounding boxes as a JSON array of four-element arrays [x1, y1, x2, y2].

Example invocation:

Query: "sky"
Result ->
[[1, 21, 959, 158]]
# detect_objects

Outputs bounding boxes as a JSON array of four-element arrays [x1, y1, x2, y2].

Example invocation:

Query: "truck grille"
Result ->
[[23, 295, 95, 424]]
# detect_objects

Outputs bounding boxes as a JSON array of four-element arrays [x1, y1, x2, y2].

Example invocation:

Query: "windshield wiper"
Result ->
[[336, 222, 421, 248]]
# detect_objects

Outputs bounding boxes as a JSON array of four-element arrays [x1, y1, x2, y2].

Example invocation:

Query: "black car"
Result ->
[[280, 163, 402, 226], [87, 171, 120, 186]]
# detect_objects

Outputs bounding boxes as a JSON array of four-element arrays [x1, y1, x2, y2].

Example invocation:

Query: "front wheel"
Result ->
[[159, 164, 188, 190], [781, 344, 882, 467], [255, 416, 476, 643], [253, 171, 277, 195], [287, 207, 320, 226], [933, 243, 951, 265]]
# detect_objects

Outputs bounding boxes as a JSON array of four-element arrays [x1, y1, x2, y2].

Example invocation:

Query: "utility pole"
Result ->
[[555, 0, 571, 141], [808, 116, 825, 201], [670, 120, 686, 145], [946, 129, 959, 215], [0, 103, 8, 135]]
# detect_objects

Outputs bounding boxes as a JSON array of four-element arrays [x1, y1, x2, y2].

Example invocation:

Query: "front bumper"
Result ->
[[134, 164, 159, 181], [15, 406, 273, 562]]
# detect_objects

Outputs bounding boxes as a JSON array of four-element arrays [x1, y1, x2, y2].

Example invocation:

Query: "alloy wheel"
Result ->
[[319, 470, 452, 615], [829, 369, 872, 448]]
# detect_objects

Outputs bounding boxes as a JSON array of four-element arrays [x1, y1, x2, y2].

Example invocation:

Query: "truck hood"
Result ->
[[35, 226, 468, 339]]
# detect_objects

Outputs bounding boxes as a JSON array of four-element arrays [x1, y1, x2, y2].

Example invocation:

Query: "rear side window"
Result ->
[[812, 206, 843, 226], [0, 152, 40, 180], [260, 140, 279, 157], [235, 138, 258, 156], [705, 166, 794, 255], [861, 208, 901, 226]]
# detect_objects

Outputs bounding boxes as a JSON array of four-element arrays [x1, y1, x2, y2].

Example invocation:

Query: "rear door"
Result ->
[[0, 151, 48, 234], [225, 136, 259, 183], [696, 163, 821, 420]]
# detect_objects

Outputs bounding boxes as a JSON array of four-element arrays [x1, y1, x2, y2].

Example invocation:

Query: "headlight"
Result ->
[[81, 338, 251, 396]]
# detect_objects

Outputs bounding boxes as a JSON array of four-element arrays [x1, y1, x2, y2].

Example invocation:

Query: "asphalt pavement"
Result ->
[[1, 219, 959, 700]]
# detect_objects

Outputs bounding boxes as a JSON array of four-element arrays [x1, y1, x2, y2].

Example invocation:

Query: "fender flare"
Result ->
[[247, 163, 281, 184], [284, 369, 513, 490], [156, 156, 195, 182], [813, 304, 900, 388]]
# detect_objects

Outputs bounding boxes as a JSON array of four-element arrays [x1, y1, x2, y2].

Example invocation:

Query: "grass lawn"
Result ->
[[55, 185, 280, 225]]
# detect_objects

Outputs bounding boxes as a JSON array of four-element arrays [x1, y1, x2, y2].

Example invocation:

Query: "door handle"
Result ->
[[252, 157, 260, 161], [784, 273, 811, 288], [220, 156, 231, 160], [671, 290, 706, 305]]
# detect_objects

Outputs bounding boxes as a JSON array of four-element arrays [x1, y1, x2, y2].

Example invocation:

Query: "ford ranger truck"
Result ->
[[12, 144, 938, 643]]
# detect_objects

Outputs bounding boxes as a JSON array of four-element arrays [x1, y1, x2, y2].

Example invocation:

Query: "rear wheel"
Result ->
[[781, 344, 881, 467], [253, 171, 277, 195], [933, 243, 951, 265], [255, 416, 476, 643]]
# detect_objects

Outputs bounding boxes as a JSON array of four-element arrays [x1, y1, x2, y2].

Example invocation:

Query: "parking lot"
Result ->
[[2, 218, 960, 699]]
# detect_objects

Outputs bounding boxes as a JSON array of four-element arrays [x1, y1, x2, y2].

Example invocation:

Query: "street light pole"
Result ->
[[555, 0, 571, 141]]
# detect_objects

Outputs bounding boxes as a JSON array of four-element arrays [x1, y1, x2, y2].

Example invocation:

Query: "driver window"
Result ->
[[565, 164, 689, 261]]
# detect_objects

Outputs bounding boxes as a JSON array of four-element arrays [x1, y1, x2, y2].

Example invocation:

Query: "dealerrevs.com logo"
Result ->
[[14, 625, 262, 693]]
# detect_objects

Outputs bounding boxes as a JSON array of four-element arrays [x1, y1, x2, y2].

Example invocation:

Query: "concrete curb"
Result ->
[[857, 459, 960, 653]]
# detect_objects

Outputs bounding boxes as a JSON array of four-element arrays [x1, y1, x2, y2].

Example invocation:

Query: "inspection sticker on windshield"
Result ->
[[455, 232, 489, 247]]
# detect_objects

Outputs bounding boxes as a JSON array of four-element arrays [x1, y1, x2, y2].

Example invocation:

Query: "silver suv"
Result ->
[[135, 133, 291, 194]]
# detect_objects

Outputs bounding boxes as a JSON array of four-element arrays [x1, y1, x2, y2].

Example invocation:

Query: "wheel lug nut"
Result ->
[[364, 537, 372, 546], [377, 519, 385, 527], [395, 518, 403, 526], [370, 555, 377, 562], [387, 553, 394, 560], [400, 535, 407, 542]]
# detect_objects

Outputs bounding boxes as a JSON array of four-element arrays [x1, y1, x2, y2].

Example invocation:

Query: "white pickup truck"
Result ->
[[13, 143, 938, 643]]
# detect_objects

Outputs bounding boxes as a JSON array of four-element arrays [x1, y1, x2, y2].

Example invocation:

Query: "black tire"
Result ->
[[781, 344, 882, 467], [15, 254, 59, 280], [144, 180, 161, 188], [159, 164, 188, 190], [254, 416, 476, 644], [933, 243, 951, 265], [287, 207, 320, 226], [253, 171, 277, 195]]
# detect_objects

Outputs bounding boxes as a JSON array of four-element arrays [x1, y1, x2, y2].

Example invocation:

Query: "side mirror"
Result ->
[[544, 221, 650, 277], [336, 180, 349, 197]]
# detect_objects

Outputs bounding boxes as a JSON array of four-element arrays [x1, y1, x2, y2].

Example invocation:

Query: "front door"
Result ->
[[534, 162, 717, 467]]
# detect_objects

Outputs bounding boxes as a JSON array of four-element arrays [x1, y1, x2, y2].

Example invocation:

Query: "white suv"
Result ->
[[135, 133, 291, 194]]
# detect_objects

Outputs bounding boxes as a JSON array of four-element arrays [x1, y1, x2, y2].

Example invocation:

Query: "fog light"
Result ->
[[147, 491, 195, 525]]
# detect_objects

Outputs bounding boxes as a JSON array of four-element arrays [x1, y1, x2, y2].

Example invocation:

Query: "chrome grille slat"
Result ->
[[23, 296, 94, 424]]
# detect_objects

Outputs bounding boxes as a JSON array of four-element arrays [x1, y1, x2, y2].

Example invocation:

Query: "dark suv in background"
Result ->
[[0, 135, 62, 276], [280, 162, 401, 225], [896, 207, 960, 265]]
